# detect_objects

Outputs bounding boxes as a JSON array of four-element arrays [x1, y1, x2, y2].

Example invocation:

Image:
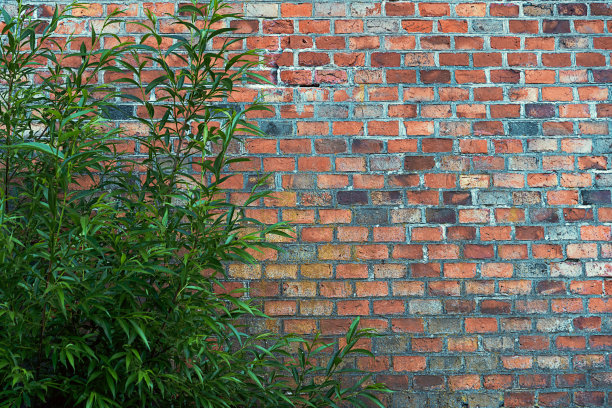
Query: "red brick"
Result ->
[[394, 356, 426, 372], [538, 392, 570, 407], [465, 318, 498, 333], [520, 335, 550, 350], [505, 392, 535, 407], [442, 263, 475, 278], [281, 3, 312, 17], [419, 2, 450, 16], [386, 2, 415, 16], [448, 337, 478, 352], [485, 374, 513, 389], [491, 4, 519, 16], [455, 3, 486, 17], [349, 36, 380, 49], [299, 20, 330, 34], [449, 374, 480, 390], [338, 300, 369, 316]]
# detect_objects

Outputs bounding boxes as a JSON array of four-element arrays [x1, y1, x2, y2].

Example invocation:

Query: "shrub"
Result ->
[[0, 1, 390, 407]]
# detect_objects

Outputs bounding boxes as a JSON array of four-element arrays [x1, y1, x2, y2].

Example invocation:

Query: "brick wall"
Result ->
[[34, 1, 612, 407]]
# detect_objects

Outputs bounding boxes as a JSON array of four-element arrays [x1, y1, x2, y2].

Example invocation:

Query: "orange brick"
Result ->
[[394, 356, 427, 372], [465, 317, 498, 333]]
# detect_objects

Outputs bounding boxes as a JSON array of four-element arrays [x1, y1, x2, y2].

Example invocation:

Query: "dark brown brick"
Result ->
[[352, 139, 383, 153], [426, 208, 456, 224], [337, 191, 368, 205], [543, 20, 571, 34], [481, 300, 511, 314], [443, 191, 472, 205], [414, 375, 444, 390], [557, 4, 587, 16], [420, 70, 451, 83], [405, 156, 435, 170], [591, 3, 612, 16]]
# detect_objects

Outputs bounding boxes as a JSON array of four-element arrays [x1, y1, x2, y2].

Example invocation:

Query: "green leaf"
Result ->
[[8, 142, 64, 159], [129, 320, 150, 350]]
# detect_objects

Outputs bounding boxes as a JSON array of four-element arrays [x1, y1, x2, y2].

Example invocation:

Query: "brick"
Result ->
[[265, 300, 296, 316], [574, 392, 605, 406], [505, 392, 535, 407], [350, 3, 381, 17], [280, 3, 312, 17], [386, 2, 415, 16], [338, 300, 369, 316], [413, 375, 443, 390], [419, 3, 449, 17], [465, 318, 498, 333], [449, 374, 480, 390], [447, 336, 477, 352], [394, 356, 426, 372], [420, 70, 451, 84], [484, 374, 512, 390], [520, 335, 550, 350], [539, 392, 570, 407], [455, 3, 486, 17]]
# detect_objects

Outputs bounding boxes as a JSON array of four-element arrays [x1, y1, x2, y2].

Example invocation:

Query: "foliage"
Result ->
[[0, 1, 391, 407]]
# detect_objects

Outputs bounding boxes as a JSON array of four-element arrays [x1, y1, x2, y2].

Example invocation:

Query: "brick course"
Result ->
[[33, 0, 612, 406]]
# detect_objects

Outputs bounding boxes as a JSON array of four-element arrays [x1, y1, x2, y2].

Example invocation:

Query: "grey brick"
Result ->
[[278, 245, 316, 262], [261, 121, 293, 137], [429, 356, 462, 371], [509, 156, 538, 171], [409, 299, 443, 315], [536, 318, 573, 332], [428, 318, 462, 334], [483, 336, 514, 352], [547, 226, 578, 240], [471, 20, 504, 33], [595, 173, 612, 187], [366, 19, 400, 33], [392, 392, 427, 408], [468, 394, 504, 408], [593, 138, 612, 154], [354, 208, 389, 224], [465, 356, 498, 372], [373, 335, 409, 354], [509, 121, 539, 136], [477, 191, 512, 206], [354, 105, 384, 118], [316, 105, 349, 119], [515, 262, 548, 278]]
